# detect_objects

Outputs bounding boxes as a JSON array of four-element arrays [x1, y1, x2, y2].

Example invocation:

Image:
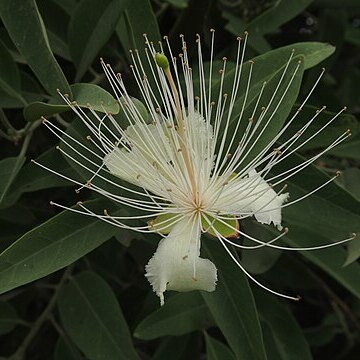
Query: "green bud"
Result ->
[[155, 53, 169, 70]]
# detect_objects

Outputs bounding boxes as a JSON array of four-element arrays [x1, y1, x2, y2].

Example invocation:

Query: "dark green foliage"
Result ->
[[0, 1, 359, 359]]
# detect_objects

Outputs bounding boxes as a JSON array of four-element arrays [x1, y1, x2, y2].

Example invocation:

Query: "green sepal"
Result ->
[[201, 214, 238, 239], [148, 213, 178, 234], [148, 212, 238, 239]]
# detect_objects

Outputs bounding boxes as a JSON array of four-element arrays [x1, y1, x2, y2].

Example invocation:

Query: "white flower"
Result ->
[[36, 31, 355, 305]]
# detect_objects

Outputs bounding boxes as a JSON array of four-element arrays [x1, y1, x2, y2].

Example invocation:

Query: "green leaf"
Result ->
[[0, 301, 19, 336], [209, 42, 334, 168], [4, 148, 78, 207], [24, 83, 120, 121], [284, 229, 360, 299], [205, 333, 236, 360], [255, 290, 312, 360], [283, 105, 359, 151], [152, 333, 202, 360], [68, 0, 126, 81], [337, 168, 360, 201], [165, 0, 189, 8], [134, 292, 212, 340], [0, 198, 126, 295], [116, 0, 160, 98], [202, 239, 267, 360], [264, 152, 360, 298], [246, 0, 314, 36], [37, 0, 71, 60], [58, 271, 139, 360], [0, 39, 27, 106], [54, 337, 83, 360], [0, 156, 26, 209], [117, 0, 160, 54], [240, 223, 282, 275], [0, 0, 71, 97], [343, 234, 360, 267], [328, 133, 360, 160], [223, 12, 272, 54]]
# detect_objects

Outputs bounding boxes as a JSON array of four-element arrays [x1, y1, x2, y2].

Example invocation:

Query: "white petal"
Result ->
[[145, 216, 217, 305], [215, 170, 288, 229], [104, 147, 140, 184]]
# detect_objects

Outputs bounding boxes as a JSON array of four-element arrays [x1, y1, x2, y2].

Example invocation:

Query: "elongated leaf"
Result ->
[[116, 0, 160, 98], [283, 105, 359, 151], [337, 168, 360, 201], [205, 333, 236, 360], [0, 40, 27, 106], [24, 83, 120, 121], [224, 11, 272, 53], [58, 271, 139, 360], [267, 154, 360, 298], [134, 292, 212, 339], [328, 133, 360, 160], [117, 0, 160, 53], [69, 0, 126, 81], [202, 239, 267, 360], [247, 0, 314, 36], [0, 0, 71, 96], [4, 148, 78, 207], [255, 290, 312, 360], [283, 229, 360, 299], [0, 198, 126, 295], [54, 337, 83, 360], [0, 156, 26, 209], [37, 0, 71, 60], [210, 42, 334, 167], [152, 333, 201, 360], [344, 234, 360, 267]]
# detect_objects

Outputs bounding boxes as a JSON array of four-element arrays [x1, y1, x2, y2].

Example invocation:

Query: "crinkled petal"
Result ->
[[104, 147, 140, 184], [145, 216, 217, 305], [215, 170, 288, 229]]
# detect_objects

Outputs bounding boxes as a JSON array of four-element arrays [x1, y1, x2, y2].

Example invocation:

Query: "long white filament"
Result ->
[[35, 31, 355, 302]]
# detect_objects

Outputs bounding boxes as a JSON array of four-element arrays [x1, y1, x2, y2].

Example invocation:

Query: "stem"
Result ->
[[0, 128, 13, 141], [9, 266, 73, 360], [0, 109, 17, 133], [307, 268, 360, 332], [18, 119, 42, 156]]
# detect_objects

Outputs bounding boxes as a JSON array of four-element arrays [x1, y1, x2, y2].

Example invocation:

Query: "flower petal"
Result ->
[[215, 170, 288, 229], [145, 216, 217, 305]]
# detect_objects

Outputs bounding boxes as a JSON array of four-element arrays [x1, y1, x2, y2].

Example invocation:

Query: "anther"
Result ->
[[336, 171, 341, 177]]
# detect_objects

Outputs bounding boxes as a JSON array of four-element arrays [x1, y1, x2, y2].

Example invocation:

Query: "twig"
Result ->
[[307, 268, 360, 332], [9, 266, 73, 360]]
